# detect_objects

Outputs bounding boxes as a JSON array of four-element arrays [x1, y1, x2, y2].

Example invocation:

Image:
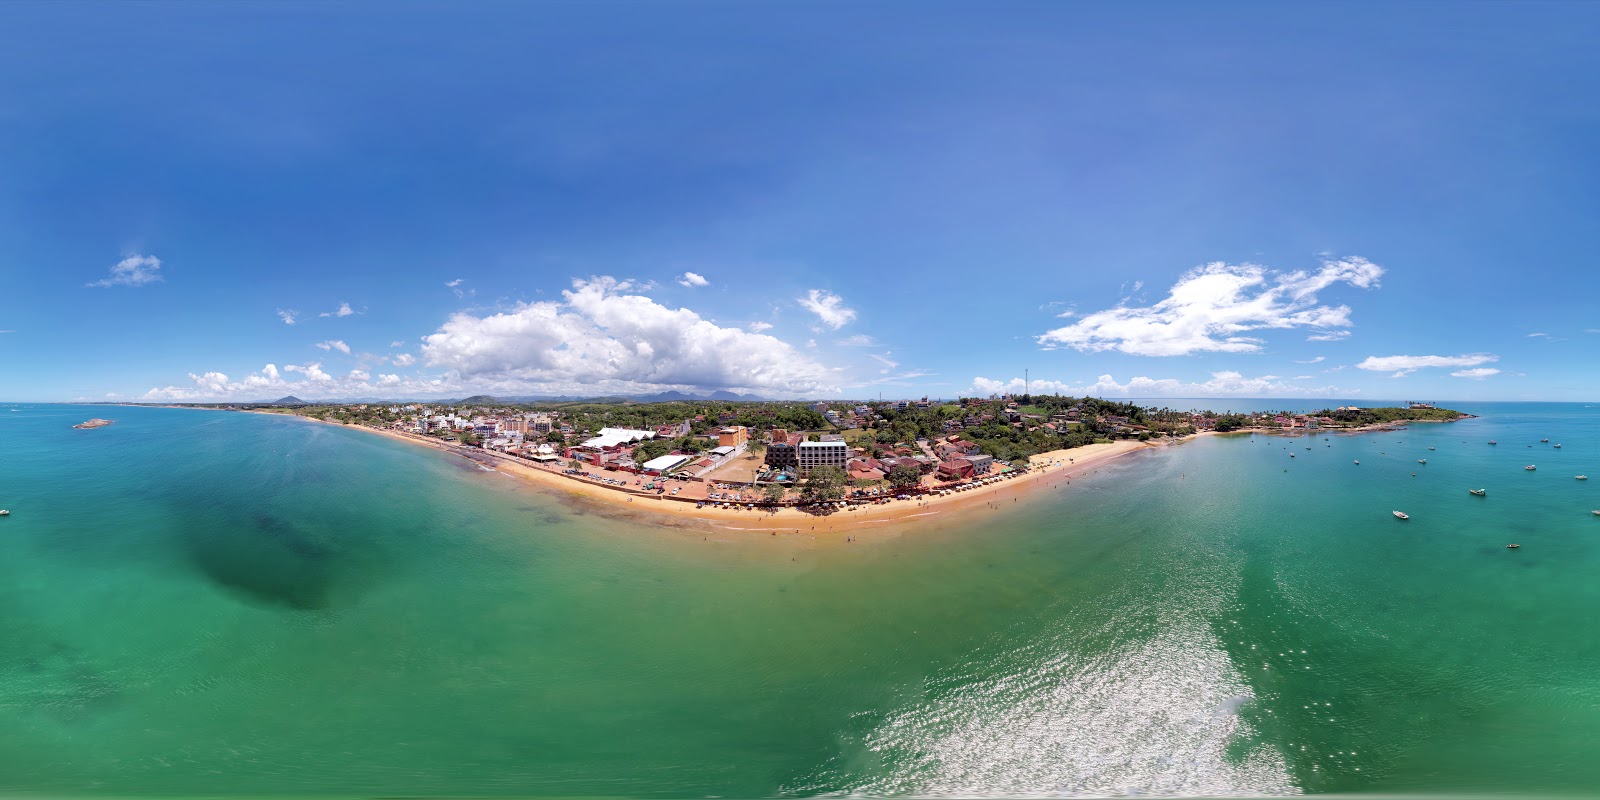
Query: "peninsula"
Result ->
[[145, 396, 1468, 530]]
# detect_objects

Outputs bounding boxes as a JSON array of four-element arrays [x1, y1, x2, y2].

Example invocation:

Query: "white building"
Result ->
[[797, 439, 849, 474], [641, 454, 691, 474], [581, 427, 656, 450]]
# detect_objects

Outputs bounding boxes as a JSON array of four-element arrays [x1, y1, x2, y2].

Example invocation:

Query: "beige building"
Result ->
[[717, 426, 748, 448]]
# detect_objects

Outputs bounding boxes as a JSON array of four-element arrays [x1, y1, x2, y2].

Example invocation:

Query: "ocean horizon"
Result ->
[[2, 401, 1597, 797]]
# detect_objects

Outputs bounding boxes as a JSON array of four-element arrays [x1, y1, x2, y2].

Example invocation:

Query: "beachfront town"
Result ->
[[244, 395, 1461, 511]]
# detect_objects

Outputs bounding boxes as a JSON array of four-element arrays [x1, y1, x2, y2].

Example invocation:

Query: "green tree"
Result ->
[[886, 463, 922, 490], [762, 483, 787, 505], [800, 466, 846, 502], [545, 430, 565, 444]]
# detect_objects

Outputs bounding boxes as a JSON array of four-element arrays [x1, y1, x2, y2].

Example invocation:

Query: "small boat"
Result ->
[[1469, 489, 1486, 496], [1593, 510, 1600, 516], [1489, 440, 1497, 445], [1526, 465, 1537, 471], [0, 509, 9, 516], [1418, 459, 1427, 464], [1554, 444, 1562, 449], [1354, 460, 1360, 465], [1506, 543, 1520, 549], [1428, 447, 1436, 451], [1541, 438, 1549, 443], [1578, 476, 1589, 481], [1393, 510, 1409, 520]]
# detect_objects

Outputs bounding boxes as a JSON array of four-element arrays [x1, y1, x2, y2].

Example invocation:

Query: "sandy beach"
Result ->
[[295, 414, 1163, 534]]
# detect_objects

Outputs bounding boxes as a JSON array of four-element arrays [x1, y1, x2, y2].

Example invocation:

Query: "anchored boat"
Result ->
[[1393, 510, 1410, 520], [1526, 465, 1538, 471], [1469, 489, 1486, 496]]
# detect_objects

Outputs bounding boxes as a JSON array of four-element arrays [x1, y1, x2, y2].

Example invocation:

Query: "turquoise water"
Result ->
[[0, 403, 1597, 797]]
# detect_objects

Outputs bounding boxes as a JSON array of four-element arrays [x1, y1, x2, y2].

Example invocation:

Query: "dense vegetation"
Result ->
[[1317, 406, 1466, 427]]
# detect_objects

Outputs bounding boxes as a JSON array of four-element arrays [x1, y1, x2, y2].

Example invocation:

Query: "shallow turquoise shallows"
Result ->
[[1, 403, 1598, 797]]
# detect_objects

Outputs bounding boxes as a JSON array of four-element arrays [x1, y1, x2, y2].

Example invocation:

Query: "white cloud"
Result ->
[[1294, 356, 1326, 364], [141, 362, 460, 402], [1527, 332, 1549, 338], [798, 289, 857, 330], [866, 353, 899, 373], [88, 254, 164, 288], [747, 321, 774, 333], [1307, 331, 1352, 342], [1040, 257, 1384, 356], [284, 362, 334, 382], [1586, 329, 1600, 334], [320, 302, 356, 318], [277, 309, 298, 325], [392, 353, 416, 367], [968, 371, 1347, 398], [418, 276, 837, 396], [835, 334, 879, 347], [677, 271, 709, 287], [1356, 353, 1498, 377], [390, 340, 405, 348], [1451, 368, 1500, 379], [446, 278, 463, 288], [806, 339, 817, 348], [314, 339, 351, 354]]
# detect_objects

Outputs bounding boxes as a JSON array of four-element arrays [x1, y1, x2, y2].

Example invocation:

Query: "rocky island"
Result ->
[[72, 418, 115, 429]]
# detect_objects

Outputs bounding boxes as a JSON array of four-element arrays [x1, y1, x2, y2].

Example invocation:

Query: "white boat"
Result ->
[[1393, 510, 1410, 520], [1489, 440, 1497, 445], [1418, 459, 1427, 464], [1469, 489, 1486, 496], [1541, 438, 1549, 443], [0, 509, 9, 516], [1525, 465, 1537, 471], [1578, 476, 1589, 481], [1554, 444, 1562, 448], [1354, 460, 1360, 465], [1428, 447, 1436, 451]]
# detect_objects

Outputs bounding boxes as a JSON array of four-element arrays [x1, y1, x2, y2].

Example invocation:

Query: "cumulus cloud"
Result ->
[[419, 276, 836, 396], [798, 289, 857, 330], [445, 278, 471, 299], [320, 302, 356, 318], [1039, 257, 1384, 356], [88, 254, 164, 288], [314, 339, 351, 354], [141, 362, 458, 402], [277, 309, 298, 325], [1451, 368, 1500, 379], [747, 322, 774, 333], [1356, 353, 1498, 377], [391, 353, 416, 367], [968, 371, 1347, 398], [677, 271, 709, 287]]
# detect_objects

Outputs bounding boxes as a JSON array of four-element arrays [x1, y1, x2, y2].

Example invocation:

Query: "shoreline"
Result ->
[[271, 411, 1162, 534]]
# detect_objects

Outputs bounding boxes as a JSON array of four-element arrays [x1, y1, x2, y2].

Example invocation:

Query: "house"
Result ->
[[937, 458, 974, 481], [966, 453, 995, 475], [846, 458, 885, 482]]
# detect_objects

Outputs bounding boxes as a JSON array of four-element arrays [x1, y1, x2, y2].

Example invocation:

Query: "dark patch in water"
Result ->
[[180, 514, 349, 610]]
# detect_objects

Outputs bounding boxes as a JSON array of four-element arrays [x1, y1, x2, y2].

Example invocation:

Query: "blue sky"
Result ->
[[2, 2, 1597, 403]]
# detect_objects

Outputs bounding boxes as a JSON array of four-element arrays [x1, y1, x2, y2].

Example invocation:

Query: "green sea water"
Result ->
[[1, 403, 1597, 797]]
